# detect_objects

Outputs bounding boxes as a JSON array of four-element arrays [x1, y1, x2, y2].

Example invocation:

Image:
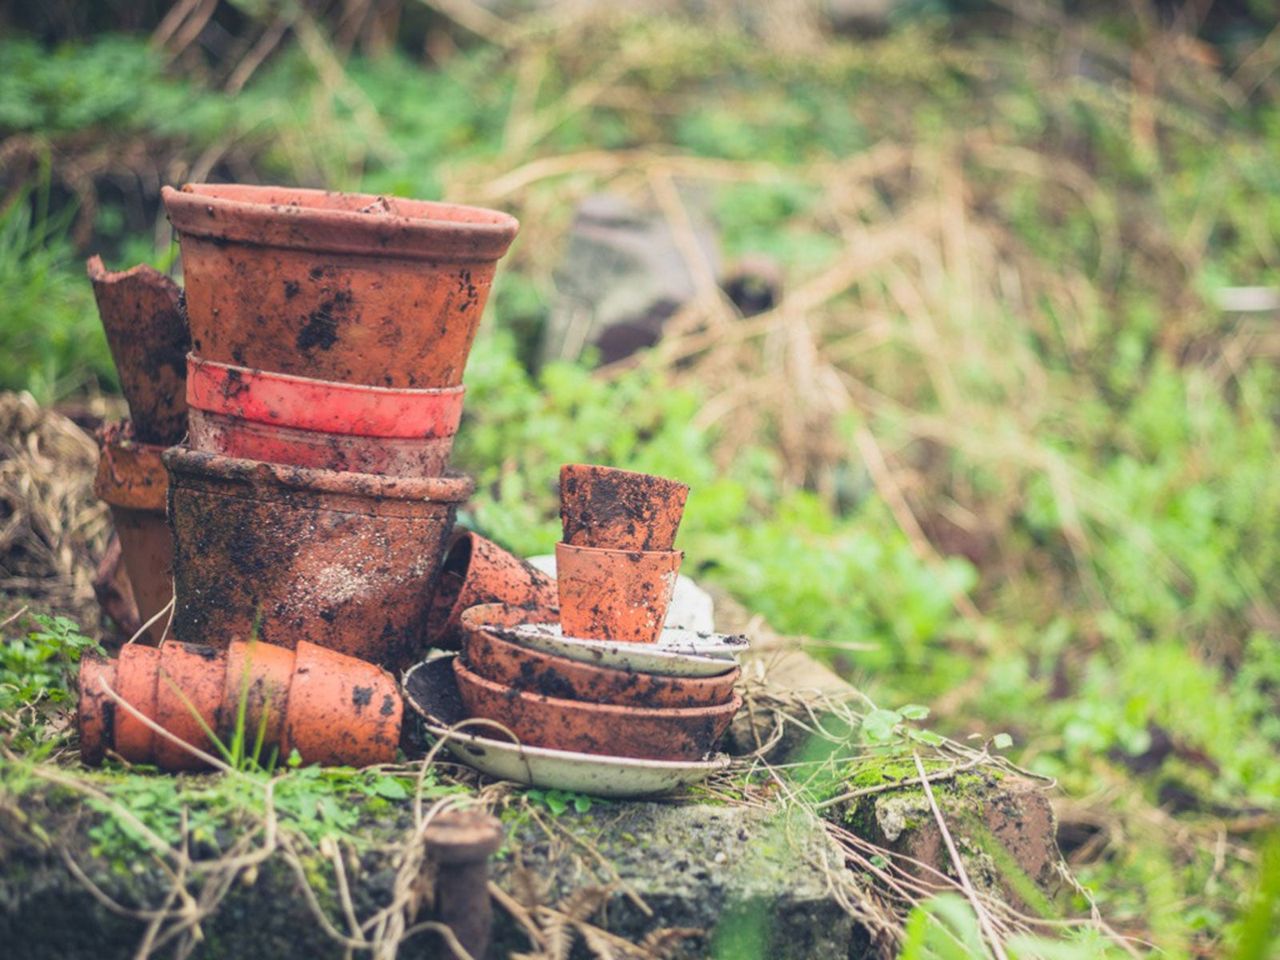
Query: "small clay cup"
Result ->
[[461, 604, 738, 708], [86, 256, 189, 445], [164, 448, 474, 671], [452, 658, 740, 761], [186, 355, 465, 475], [425, 530, 559, 650], [114, 644, 161, 763], [555, 542, 682, 644], [154, 641, 224, 770], [96, 421, 173, 643], [559, 464, 689, 551], [163, 184, 519, 388], [223, 639, 296, 752], [78, 654, 117, 765]]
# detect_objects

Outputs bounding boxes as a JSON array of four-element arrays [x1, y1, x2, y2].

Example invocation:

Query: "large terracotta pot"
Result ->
[[555, 541, 682, 644], [164, 448, 474, 671], [425, 530, 559, 650], [95, 421, 173, 644], [78, 639, 402, 769], [460, 604, 738, 708], [559, 464, 688, 551], [162, 183, 519, 388], [452, 658, 740, 761], [186, 355, 465, 474], [86, 257, 189, 445]]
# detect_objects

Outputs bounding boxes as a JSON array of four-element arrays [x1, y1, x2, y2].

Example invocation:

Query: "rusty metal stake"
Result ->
[[422, 809, 503, 959]]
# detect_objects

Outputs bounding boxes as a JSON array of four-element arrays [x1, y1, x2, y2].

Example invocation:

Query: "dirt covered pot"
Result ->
[[95, 422, 173, 643], [164, 448, 473, 671], [77, 639, 402, 769], [460, 604, 738, 708], [162, 184, 519, 388], [425, 530, 559, 650], [559, 464, 688, 551], [86, 256, 190, 445], [555, 541, 682, 644], [186, 355, 465, 474], [452, 658, 740, 761]]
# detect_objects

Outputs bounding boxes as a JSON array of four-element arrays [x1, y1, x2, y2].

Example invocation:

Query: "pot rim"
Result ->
[[163, 447, 475, 502], [554, 541, 683, 561], [560, 462, 691, 491], [187, 354, 465, 438], [95, 420, 169, 511], [163, 183, 519, 262], [453, 657, 742, 722]]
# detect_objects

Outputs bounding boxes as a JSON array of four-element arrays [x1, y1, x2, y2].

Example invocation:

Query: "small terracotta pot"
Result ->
[[186, 355, 464, 474], [559, 464, 689, 551], [425, 530, 559, 650], [460, 604, 739, 708], [284, 641, 403, 767], [86, 256, 190, 445], [77, 639, 403, 769], [96, 422, 174, 643], [452, 658, 740, 761], [164, 448, 474, 670], [163, 184, 519, 388], [555, 542, 682, 644]]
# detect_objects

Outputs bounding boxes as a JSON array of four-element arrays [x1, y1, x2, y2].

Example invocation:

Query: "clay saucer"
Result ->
[[461, 604, 739, 708], [402, 657, 729, 797], [502, 622, 747, 678]]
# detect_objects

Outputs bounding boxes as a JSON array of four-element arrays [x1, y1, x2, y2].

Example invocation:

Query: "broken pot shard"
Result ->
[[86, 256, 189, 445], [461, 603, 739, 708], [555, 541, 682, 644], [559, 463, 689, 551], [162, 183, 519, 388], [451, 657, 740, 761], [164, 447, 474, 671], [185, 355, 465, 475], [77, 639, 402, 769], [425, 530, 559, 650], [95, 421, 173, 644]]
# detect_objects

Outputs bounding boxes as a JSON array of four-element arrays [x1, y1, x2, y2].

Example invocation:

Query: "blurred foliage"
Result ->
[[1, 3, 1279, 958]]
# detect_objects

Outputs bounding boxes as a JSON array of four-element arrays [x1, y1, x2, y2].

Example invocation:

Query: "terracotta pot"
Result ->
[[425, 530, 559, 650], [461, 604, 738, 708], [113, 643, 161, 763], [555, 542, 682, 644], [284, 641, 403, 767], [77, 639, 403, 769], [186, 355, 464, 474], [96, 422, 174, 643], [452, 658, 740, 761], [86, 256, 190, 444], [164, 448, 474, 670], [162, 183, 519, 388], [559, 464, 689, 551], [92, 533, 142, 640]]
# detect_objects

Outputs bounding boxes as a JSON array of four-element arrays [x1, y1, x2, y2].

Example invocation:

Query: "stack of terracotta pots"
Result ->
[[453, 465, 743, 762], [79, 183, 522, 771]]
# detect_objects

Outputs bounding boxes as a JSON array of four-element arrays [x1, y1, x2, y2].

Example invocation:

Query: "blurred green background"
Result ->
[[1, 1, 1279, 956]]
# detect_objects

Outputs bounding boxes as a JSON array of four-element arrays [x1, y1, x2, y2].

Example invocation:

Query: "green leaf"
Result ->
[[992, 733, 1014, 750], [862, 709, 903, 744], [900, 704, 931, 720], [372, 777, 408, 800]]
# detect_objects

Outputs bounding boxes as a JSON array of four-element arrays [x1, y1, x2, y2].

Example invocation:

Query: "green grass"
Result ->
[[1, 7, 1278, 958]]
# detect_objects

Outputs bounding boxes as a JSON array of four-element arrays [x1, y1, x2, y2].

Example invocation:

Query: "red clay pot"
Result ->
[[559, 464, 689, 551], [284, 641, 403, 767], [186, 355, 464, 474], [460, 603, 739, 708], [555, 542, 682, 644], [425, 530, 559, 650], [452, 658, 740, 761], [162, 183, 519, 388], [164, 448, 474, 671], [77, 639, 403, 769], [95, 421, 173, 644], [86, 256, 190, 445]]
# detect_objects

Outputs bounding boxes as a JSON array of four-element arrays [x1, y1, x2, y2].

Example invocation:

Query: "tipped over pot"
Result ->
[[425, 530, 559, 650], [95, 422, 173, 643], [78, 639, 402, 769], [164, 448, 473, 671], [163, 184, 519, 388], [555, 541, 682, 644], [559, 464, 688, 551]]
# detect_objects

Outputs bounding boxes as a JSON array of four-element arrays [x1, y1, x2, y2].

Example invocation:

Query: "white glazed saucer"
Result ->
[[498, 622, 748, 678], [402, 656, 730, 798]]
